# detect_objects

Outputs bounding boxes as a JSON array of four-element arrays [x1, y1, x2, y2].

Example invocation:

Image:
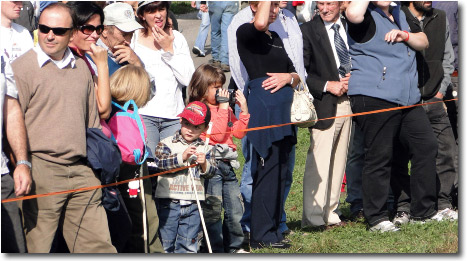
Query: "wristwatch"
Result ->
[[16, 160, 32, 169]]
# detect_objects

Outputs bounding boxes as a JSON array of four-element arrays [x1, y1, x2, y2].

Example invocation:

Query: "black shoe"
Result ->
[[242, 231, 250, 251]]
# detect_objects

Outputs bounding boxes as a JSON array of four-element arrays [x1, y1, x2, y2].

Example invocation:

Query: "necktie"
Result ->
[[332, 23, 350, 77]]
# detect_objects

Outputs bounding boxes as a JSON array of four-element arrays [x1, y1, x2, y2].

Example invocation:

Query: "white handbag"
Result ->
[[291, 78, 317, 128]]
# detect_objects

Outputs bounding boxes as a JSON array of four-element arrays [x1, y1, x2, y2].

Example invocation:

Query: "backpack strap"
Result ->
[[112, 100, 149, 165]]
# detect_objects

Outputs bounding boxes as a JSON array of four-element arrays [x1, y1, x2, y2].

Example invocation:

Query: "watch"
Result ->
[[17, 160, 32, 169], [290, 74, 294, 86]]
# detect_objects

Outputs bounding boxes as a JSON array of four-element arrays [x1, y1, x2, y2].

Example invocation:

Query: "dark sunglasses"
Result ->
[[78, 24, 104, 35], [38, 24, 72, 36]]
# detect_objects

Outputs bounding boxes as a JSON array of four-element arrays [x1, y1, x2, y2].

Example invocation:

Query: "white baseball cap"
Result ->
[[103, 3, 143, 32]]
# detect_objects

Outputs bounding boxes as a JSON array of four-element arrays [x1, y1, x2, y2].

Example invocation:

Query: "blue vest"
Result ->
[[347, 3, 421, 106]]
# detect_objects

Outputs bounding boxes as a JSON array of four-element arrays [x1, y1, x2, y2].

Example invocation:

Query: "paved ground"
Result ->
[[176, 11, 231, 90]]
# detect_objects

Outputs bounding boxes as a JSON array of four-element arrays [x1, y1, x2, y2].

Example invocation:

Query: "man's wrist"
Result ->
[[16, 160, 31, 169]]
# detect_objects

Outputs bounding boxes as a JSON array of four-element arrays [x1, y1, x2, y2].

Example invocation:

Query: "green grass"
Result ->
[[170, 1, 194, 15], [232, 128, 458, 253]]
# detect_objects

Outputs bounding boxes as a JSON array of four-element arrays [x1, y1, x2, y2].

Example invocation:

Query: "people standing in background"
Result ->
[[208, 1, 239, 72], [191, 1, 209, 57], [1, 1, 34, 62]]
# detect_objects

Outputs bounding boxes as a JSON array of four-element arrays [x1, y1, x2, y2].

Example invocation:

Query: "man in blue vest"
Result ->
[[97, 2, 143, 75]]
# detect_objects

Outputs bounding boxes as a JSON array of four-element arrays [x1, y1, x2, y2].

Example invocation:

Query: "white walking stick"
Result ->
[[188, 122, 213, 253]]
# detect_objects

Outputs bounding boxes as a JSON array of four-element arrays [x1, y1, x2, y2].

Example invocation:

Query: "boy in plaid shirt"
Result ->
[[154, 101, 217, 253]]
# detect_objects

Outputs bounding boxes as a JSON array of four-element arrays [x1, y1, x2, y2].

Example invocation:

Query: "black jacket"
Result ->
[[402, 6, 446, 100], [301, 16, 347, 130]]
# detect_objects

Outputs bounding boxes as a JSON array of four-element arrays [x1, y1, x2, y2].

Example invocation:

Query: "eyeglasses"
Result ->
[[78, 24, 104, 35], [38, 24, 72, 36]]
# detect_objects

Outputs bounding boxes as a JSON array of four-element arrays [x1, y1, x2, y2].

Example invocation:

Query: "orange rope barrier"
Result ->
[[1, 98, 457, 204]]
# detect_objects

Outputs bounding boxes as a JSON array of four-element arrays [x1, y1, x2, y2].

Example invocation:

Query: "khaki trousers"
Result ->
[[22, 155, 117, 253], [302, 96, 352, 227]]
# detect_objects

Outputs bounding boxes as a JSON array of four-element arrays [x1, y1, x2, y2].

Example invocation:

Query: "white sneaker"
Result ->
[[393, 211, 410, 226], [369, 220, 400, 232], [431, 208, 458, 222]]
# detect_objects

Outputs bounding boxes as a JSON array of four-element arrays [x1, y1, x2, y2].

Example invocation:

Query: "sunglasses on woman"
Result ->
[[38, 24, 73, 36], [78, 24, 105, 35]]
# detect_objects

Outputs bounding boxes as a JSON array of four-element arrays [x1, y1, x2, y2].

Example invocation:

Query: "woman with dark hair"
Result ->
[[131, 1, 195, 156], [236, 1, 299, 249], [67, 1, 112, 120]]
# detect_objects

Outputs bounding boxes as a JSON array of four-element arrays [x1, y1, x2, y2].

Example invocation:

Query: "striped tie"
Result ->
[[332, 23, 350, 77]]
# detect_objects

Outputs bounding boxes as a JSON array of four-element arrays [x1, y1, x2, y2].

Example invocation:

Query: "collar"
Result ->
[[323, 17, 343, 31], [369, 2, 402, 29], [97, 38, 115, 58], [34, 46, 76, 69], [172, 130, 205, 147]]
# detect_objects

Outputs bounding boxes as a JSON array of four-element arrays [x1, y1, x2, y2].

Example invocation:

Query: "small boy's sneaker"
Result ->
[[369, 220, 400, 232], [393, 211, 410, 226]]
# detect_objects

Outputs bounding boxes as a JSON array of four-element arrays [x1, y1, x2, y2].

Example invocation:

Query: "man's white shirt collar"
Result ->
[[34, 46, 76, 69], [324, 18, 343, 31]]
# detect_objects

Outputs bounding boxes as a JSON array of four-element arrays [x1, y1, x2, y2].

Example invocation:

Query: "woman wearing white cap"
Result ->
[[131, 1, 195, 156]]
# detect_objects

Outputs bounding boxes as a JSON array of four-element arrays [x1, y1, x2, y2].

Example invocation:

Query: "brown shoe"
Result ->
[[325, 221, 347, 231]]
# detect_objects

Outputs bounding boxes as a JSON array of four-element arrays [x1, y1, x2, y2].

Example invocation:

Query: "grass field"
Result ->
[[232, 128, 458, 254]]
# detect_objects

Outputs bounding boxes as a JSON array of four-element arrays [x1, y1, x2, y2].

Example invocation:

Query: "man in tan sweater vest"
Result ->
[[11, 3, 116, 253]]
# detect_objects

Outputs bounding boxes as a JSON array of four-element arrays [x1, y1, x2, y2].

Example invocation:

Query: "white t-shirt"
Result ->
[[0, 23, 34, 62], [1, 54, 18, 175], [131, 29, 194, 119]]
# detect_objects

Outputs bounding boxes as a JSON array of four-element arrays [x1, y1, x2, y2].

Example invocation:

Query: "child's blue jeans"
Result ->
[[202, 160, 244, 252], [156, 198, 200, 253]]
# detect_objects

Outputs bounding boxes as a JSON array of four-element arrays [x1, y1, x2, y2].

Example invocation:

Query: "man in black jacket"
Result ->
[[393, 1, 458, 226], [300, 1, 352, 229]]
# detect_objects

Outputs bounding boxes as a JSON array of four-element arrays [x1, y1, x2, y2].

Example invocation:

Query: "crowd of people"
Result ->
[[1, 0, 459, 254]]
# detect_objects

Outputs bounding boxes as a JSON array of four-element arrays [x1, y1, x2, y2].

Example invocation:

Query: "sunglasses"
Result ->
[[78, 24, 104, 35], [38, 24, 72, 36]]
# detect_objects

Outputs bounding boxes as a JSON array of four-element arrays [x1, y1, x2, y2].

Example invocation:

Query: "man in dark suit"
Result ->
[[300, 1, 352, 229]]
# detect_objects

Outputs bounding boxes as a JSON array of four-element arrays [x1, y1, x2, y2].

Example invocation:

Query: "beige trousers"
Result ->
[[22, 155, 117, 253], [302, 96, 352, 227]]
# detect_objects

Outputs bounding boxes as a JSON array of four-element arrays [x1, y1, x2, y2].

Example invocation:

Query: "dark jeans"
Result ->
[[345, 121, 364, 216], [201, 160, 244, 253], [250, 137, 293, 248], [393, 97, 457, 212], [350, 95, 438, 226]]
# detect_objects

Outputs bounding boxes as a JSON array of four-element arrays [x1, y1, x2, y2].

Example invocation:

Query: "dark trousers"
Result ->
[[250, 137, 293, 248], [1, 173, 27, 253], [350, 95, 438, 226], [393, 97, 458, 212]]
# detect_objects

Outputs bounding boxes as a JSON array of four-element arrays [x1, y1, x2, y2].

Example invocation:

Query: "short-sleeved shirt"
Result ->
[[236, 22, 296, 80], [0, 23, 34, 62]]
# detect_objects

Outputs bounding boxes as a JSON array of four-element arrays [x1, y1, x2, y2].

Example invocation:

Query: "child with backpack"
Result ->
[[187, 64, 250, 253], [103, 64, 161, 253], [154, 101, 218, 253]]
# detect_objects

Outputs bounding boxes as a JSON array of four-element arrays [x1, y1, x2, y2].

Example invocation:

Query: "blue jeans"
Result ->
[[208, 1, 238, 65], [141, 116, 181, 156], [156, 199, 200, 253], [202, 160, 244, 252], [194, 10, 210, 52], [236, 106, 294, 233]]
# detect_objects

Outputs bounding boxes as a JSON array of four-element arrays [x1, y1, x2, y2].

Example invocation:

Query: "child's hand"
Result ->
[[195, 152, 208, 172], [235, 90, 248, 114], [217, 89, 230, 110], [182, 146, 197, 162]]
